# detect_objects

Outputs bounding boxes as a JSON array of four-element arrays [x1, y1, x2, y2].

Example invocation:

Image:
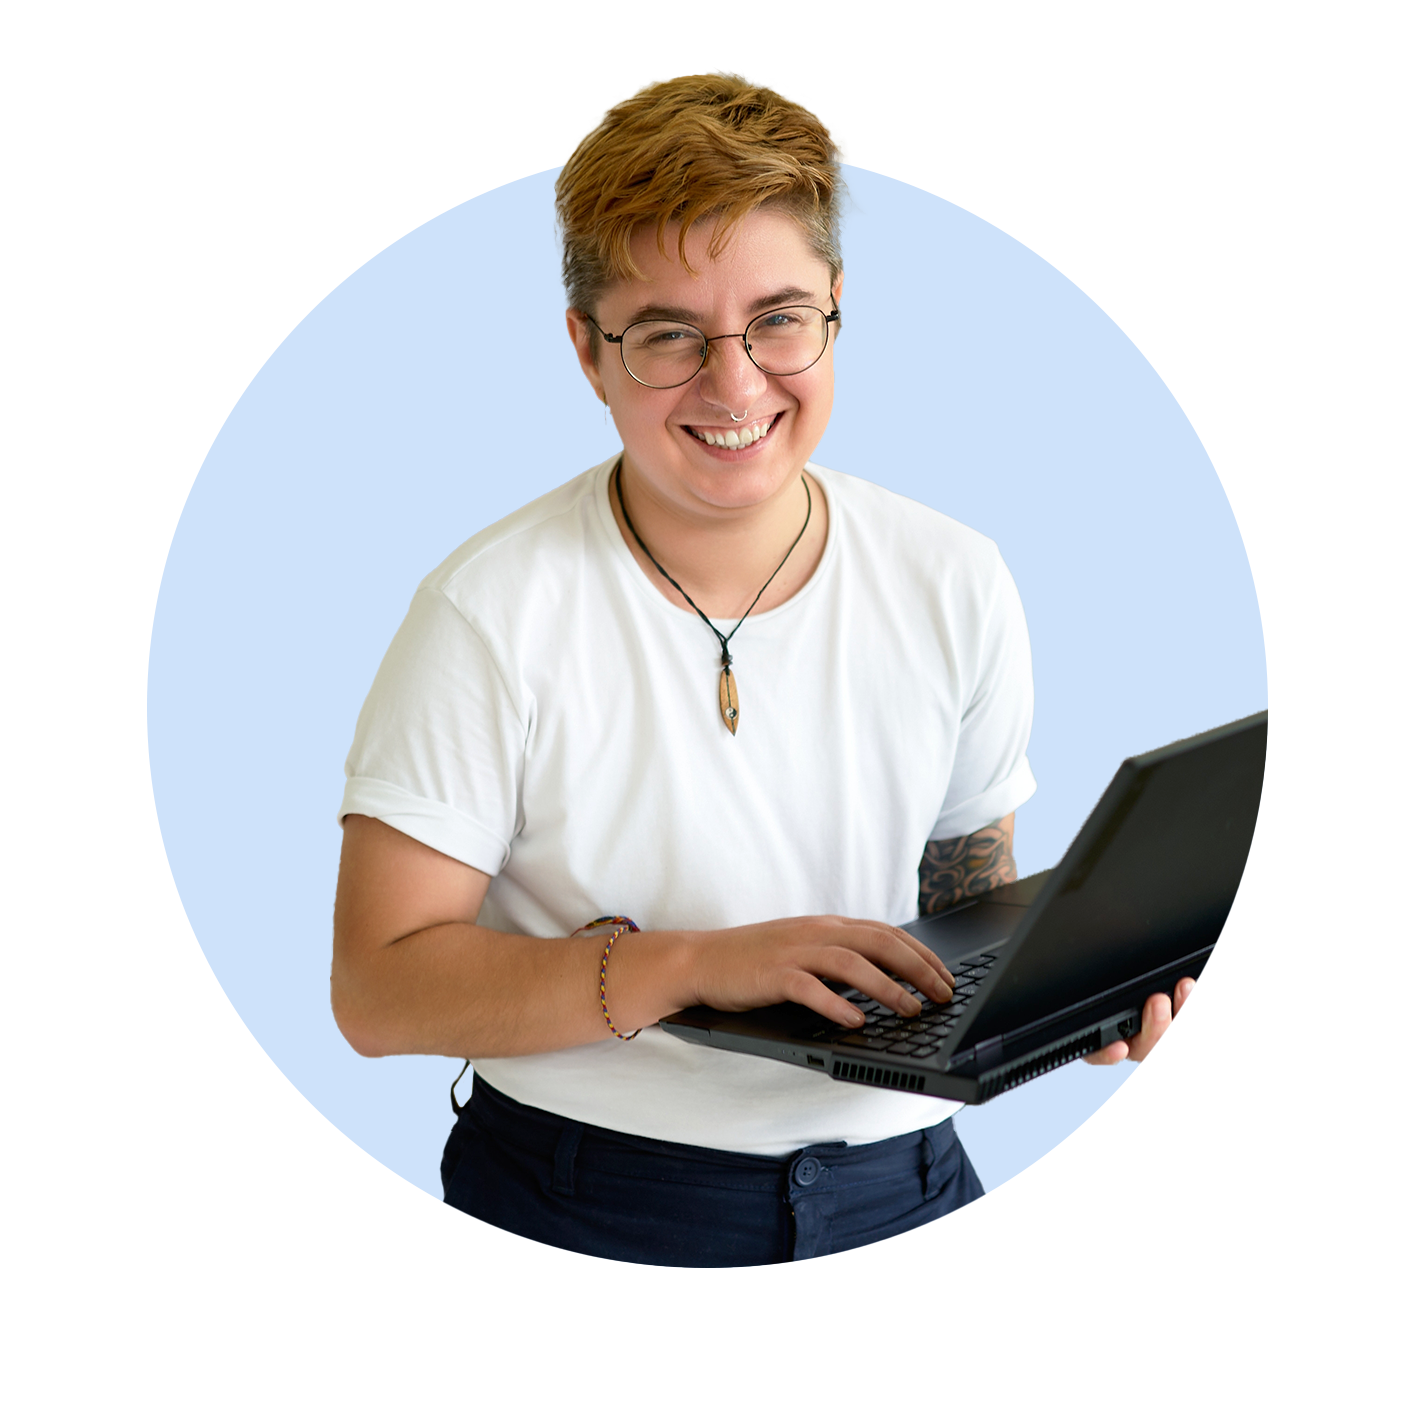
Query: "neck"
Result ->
[[611, 458, 827, 620]]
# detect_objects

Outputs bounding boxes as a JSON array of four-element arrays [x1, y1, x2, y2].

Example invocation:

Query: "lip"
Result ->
[[679, 411, 785, 460]]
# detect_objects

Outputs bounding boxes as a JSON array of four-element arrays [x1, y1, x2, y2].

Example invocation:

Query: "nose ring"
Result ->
[[729, 411, 747, 423]]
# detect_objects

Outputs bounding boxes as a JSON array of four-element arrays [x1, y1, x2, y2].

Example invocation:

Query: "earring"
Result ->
[[602, 397, 609, 425]]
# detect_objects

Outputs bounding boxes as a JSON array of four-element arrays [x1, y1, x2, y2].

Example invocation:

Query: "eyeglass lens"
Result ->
[[620, 307, 830, 388]]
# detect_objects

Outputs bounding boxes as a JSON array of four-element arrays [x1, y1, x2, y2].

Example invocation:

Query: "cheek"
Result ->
[[795, 367, 834, 428], [614, 388, 683, 439]]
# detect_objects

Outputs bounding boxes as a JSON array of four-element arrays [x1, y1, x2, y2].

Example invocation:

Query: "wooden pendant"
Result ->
[[719, 665, 740, 735]]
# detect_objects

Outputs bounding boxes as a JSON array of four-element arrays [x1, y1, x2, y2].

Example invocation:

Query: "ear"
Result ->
[[566, 309, 608, 405]]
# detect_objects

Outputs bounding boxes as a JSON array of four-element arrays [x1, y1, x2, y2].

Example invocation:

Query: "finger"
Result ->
[[1125, 991, 1174, 1063], [834, 924, 955, 1003], [779, 970, 871, 1028], [816, 935, 948, 1009], [834, 918, 954, 988], [1173, 977, 1196, 1014], [857, 940, 952, 1009], [890, 930, 955, 986], [809, 946, 930, 1015], [1084, 1040, 1130, 1065]]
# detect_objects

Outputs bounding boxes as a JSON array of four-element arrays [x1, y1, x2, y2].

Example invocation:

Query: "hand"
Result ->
[[1084, 978, 1195, 1065], [684, 915, 955, 1030]]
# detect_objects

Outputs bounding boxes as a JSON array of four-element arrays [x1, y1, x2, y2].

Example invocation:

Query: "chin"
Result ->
[[683, 457, 805, 510]]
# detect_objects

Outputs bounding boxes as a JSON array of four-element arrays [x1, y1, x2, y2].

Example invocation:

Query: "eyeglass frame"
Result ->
[[582, 302, 842, 390]]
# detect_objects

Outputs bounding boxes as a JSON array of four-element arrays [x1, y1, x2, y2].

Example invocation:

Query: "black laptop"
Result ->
[[660, 712, 1266, 1104]]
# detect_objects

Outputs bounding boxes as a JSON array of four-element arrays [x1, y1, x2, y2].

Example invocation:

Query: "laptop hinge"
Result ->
[[971, 1036, 1005, 1071]]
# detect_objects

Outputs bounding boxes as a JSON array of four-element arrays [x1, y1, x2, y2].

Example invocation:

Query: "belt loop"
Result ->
[[449, 1060, 473, 1117], [919, 1129, 936, 1198], [552, 1120, 584, 1197]]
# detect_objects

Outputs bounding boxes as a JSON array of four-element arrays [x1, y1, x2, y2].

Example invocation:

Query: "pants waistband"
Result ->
[[463, 1074, 956, 1192], [444, 1075, 981, 1264]]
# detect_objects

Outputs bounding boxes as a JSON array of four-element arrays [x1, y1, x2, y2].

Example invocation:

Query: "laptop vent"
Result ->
[[974, 1030, 1103, 1104], [831, 1060, 926, 1092]]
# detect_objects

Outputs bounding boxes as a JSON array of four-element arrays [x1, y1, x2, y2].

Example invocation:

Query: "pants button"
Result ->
[[792, 1155, 822, 1186]]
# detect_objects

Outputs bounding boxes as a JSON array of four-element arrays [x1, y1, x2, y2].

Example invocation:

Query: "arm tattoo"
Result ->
[[918, 818, 1018, 915]]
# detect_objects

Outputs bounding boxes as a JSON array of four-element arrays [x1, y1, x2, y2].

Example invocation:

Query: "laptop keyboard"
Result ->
[[827, 954, 997, 1059]]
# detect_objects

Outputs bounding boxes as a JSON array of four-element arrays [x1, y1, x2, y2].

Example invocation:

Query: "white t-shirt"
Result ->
[[340, 456, 1036, 1155]]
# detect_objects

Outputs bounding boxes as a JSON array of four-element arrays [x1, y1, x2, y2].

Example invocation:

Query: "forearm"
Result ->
[[331, 817, 958, 1061], [331, 921, 703, 1059], [917, 814, 1017, 915]]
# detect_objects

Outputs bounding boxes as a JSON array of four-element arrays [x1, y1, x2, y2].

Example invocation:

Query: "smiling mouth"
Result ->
[[685, 414, 781, 449]]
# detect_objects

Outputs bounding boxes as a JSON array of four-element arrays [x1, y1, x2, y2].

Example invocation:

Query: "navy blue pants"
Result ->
[[441, 1076, 984, 1266]]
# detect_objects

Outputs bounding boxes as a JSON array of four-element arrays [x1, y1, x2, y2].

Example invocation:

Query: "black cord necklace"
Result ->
[[613, 457, 812, 736]]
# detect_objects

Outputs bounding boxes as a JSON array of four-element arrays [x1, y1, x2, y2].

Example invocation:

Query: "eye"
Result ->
[[628, 323, 705, 354]]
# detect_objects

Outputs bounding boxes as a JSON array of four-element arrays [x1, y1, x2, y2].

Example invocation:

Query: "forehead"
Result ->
[[608, 208, 833, 323]]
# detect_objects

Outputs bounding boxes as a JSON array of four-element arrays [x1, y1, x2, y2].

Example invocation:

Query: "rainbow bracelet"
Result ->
[[575, 915, 642, 1041]]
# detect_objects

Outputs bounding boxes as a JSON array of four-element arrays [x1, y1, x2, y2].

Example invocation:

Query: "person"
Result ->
[[330, 73, 1190, 1266]]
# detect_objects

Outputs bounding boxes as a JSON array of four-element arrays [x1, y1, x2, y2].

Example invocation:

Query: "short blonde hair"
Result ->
[[555, 74, 843, 334]]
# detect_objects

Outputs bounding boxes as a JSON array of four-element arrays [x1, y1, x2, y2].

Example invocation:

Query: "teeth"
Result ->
[[689, 417, 774, 448]]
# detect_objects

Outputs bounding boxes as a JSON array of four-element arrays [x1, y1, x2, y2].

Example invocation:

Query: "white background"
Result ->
[[5, 0, 1409, 1409]]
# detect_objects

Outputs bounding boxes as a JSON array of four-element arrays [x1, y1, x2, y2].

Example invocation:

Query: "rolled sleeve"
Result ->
[[928, 758, 1037, 840], [928, 547, 1037, 841], [338, 776, 510, 874], [339, 585, 528, 874]]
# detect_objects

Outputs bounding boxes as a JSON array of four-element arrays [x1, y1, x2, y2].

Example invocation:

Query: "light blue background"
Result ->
[[148, 167, 1265, 1198]]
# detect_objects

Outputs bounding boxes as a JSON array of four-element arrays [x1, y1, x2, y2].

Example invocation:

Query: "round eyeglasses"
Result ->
[[585, 304, 841, 389]]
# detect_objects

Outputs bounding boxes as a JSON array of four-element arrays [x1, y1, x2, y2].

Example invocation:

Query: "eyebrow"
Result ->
[[623, 287, 823, 326]]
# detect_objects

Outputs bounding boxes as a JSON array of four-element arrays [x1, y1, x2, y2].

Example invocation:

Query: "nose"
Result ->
[[695, 333, 769, 414]]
